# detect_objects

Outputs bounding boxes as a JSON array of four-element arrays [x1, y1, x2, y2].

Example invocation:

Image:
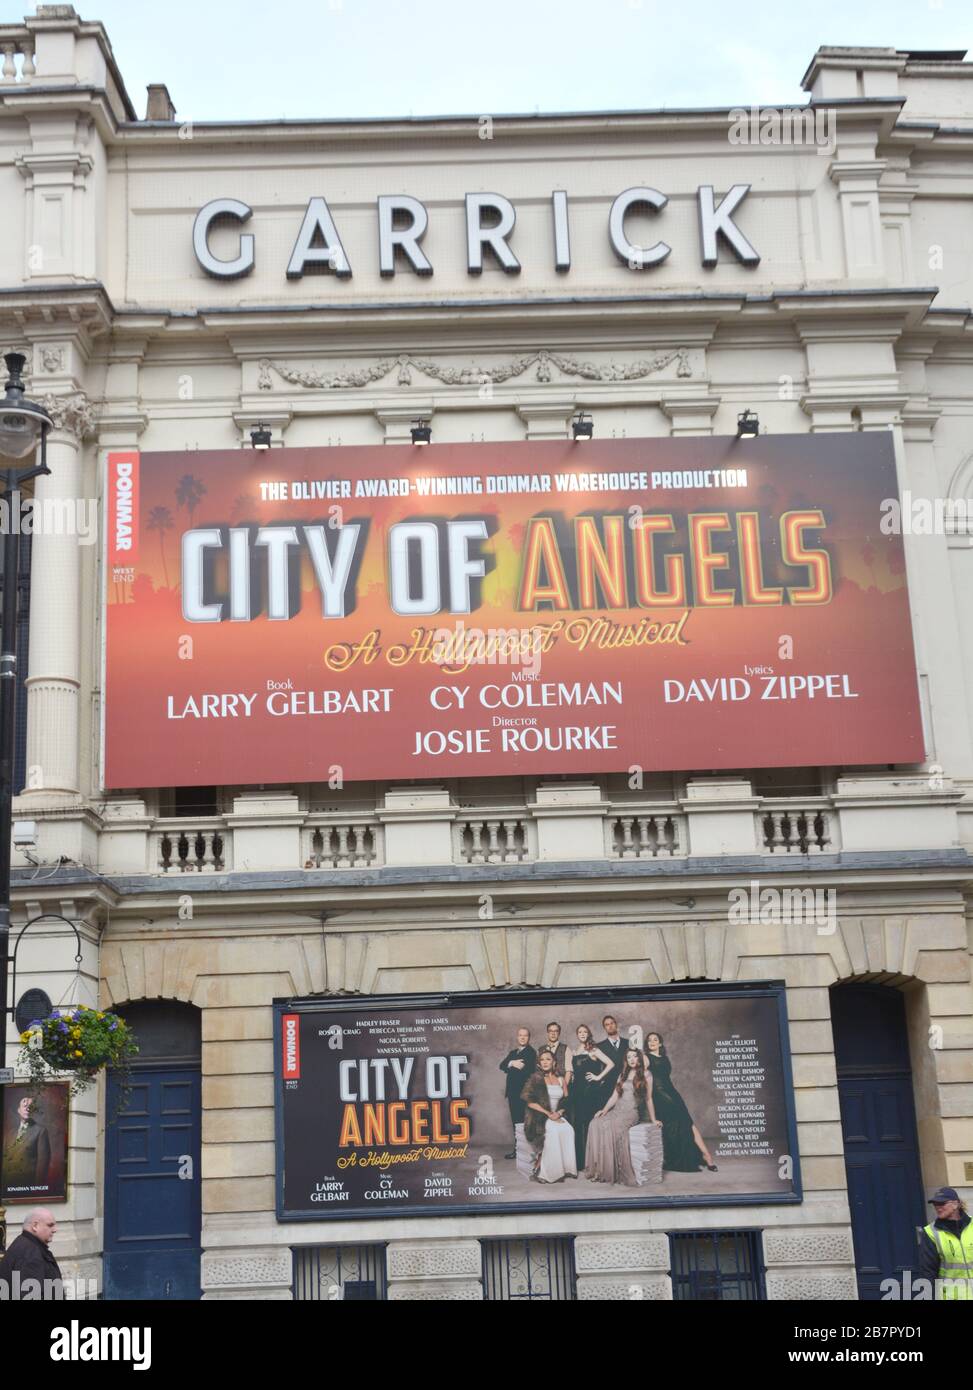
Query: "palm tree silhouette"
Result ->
[[147, 506, 174, 588], [176, 474, 207, 519]]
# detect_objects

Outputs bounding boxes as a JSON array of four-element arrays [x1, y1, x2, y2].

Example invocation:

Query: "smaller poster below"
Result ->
[[274, 984, 800, 1220]]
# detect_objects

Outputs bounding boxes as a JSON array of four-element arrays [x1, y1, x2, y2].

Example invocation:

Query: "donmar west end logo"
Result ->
[[283, 1013, 301, 1079], [107, 450, 139, 566]]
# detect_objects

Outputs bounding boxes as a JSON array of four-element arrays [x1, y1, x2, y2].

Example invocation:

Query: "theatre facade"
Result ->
[[1, 7, 972, 1301]]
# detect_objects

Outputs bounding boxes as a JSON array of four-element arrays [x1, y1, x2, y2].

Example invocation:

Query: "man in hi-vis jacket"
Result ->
[[918, 1186, 973, 1299]]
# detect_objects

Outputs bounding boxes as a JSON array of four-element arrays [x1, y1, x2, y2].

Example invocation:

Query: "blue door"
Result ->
[[838, 1075, 925, 1300], [103, 1066, 202, 1300], [831, 984, 925, 1302]]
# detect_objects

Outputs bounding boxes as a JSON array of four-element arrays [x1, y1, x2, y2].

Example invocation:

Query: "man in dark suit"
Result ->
[[499, 1027, 537, 1159], [3, 1095, 51, 1192], [543, 1021, 568, 1078], [596, 1014, 626, 1096]]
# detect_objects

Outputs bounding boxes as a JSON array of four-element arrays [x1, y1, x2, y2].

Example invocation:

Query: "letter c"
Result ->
[[608, 188, 671, 269]]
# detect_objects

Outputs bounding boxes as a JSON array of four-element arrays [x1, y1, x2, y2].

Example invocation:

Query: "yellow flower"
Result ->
[[20, 1031, 29, 1043], [74, 1050, 83, 1057]]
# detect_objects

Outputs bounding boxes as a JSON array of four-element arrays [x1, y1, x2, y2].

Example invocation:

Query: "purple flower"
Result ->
[[108, 1021, 118, 1031], [58, 1021, 69, 1033]]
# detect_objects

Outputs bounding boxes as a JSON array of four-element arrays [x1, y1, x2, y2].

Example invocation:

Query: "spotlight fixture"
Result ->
[[410, 419, 432, 446], [737, 410, 760, 439], [250, 422, 272, 451], [572, 410, 594, 441]]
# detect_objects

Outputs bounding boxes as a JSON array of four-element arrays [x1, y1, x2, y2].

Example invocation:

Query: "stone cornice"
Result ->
[[10, 850, 972, 922]]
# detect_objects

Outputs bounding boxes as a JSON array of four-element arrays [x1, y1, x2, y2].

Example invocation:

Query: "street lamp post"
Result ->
[[0, 351, 51, 1249]]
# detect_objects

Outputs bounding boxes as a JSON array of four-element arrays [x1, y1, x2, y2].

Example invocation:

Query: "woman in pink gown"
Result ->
[[585, 1048, 659, 1186]]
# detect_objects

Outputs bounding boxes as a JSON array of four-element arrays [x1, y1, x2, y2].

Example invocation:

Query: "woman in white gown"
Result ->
[[522, 1047, 578, 1183]]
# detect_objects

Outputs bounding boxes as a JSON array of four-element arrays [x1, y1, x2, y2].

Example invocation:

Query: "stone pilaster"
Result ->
[[23, 399, 93, 799], [763, 1226, 858, 1300], [516, 400, 574, 440]]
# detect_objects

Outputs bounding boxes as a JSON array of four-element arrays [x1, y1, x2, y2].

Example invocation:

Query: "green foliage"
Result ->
[[18, 1005, 139, 1097]]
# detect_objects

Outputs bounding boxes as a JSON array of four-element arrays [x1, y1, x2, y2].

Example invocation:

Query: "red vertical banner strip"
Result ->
[[282, 1014, 301, 1079], [107, 450, 139, 568]]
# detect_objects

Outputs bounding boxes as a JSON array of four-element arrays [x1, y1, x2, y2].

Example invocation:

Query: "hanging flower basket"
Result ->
[[18, 1006, 139, 1097]]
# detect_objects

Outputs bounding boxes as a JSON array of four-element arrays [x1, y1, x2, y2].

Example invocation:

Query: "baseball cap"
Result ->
[[928, 1186, 959, 1204]]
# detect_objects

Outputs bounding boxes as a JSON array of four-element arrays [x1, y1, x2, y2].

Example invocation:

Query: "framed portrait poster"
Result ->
[[1, 1081, 70, 1205]]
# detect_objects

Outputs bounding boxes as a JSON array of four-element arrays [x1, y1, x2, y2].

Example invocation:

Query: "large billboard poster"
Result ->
[[104, 433, 922, 787], [273, 984, 800, 1219]]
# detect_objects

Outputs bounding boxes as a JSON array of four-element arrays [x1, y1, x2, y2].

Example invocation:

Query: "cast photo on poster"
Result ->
[[1, 1082, 70, 1205]]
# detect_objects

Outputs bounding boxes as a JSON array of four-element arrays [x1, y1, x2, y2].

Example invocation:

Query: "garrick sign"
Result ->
[[192, 185, 760, 280]]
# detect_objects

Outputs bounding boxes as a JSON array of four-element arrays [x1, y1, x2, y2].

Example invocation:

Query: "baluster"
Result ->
[[350, 823, 366, 866], [159, 833, 172, 871], [486, 819, 501, 864], [2, 46, 17, 81], [663, 815, 677, 854], [177, 832, 189, 870], [212, 833, 225, 871], [20, 42, 34, 79], [335, 825, 351, 867], [470, 820, 486, 864], [618, 816, 636, 858], [502, 819, 519, 862]]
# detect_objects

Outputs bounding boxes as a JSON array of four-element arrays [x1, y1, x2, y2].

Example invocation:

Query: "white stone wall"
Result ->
[[1, 18, 972, 1298]]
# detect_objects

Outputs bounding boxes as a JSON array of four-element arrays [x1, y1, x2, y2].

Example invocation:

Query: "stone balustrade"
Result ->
[[759, 801, 835, 854], [11, 774, 967, 878], [609, 809, 683, 858], [453, 814, 532, 864], [155, 821, 228, 873], [303, 819, 381, 868], [0, 32, 36, 83]]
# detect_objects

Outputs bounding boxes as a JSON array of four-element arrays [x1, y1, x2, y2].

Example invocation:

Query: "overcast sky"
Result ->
[[83, 0, 969, 121]]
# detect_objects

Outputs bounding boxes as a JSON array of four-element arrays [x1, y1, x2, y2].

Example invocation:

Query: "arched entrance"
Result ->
[[830, 983, 926, 1301], [102, 1001, 202, 1300]]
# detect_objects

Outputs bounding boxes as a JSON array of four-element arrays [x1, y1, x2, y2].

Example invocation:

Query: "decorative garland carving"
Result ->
[[258, 347, 692, 391]]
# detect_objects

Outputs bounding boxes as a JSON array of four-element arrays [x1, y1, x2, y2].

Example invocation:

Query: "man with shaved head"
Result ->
[[0, 1208, 63, 1298]]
